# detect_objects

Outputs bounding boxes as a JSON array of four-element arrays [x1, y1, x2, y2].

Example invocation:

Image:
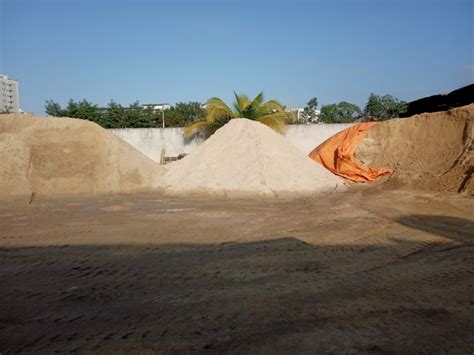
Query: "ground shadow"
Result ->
[[1, 235, 472, 353], [396, 214, 474, 242]]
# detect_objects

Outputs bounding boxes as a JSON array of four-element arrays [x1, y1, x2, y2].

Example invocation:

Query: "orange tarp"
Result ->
[[308, 122, 392, 182]]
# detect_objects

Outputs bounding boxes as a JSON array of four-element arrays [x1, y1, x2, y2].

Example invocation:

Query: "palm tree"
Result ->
[[183, 91, 292, 139]]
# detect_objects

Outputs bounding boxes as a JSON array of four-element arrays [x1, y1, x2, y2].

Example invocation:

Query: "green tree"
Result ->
[[142, 106, 161, 128], [183, 91, 291, 139], [105, 100, 126, 128], [300, 97, 318, 123], [174, 101, 206, 122], [126, 102, 159, 128], [162, 102, 206, 128], [60, 99, 104, 125], [161, 108, 186, 127], [319, 104, 338, 123], [337, 101, 362, 122], [319, 101, 361, 123], [44, 99, 206, 129], [45, 100, 66, 117], [364, 93, 407, 121]]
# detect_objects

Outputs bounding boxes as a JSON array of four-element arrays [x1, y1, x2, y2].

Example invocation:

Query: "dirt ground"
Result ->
[[1, 189, 473, 353]]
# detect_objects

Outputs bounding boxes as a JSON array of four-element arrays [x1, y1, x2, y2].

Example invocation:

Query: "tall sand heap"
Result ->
[[355, 104, 473, 195], [0, 114, 164, 200], [162, 118, 345, 196]]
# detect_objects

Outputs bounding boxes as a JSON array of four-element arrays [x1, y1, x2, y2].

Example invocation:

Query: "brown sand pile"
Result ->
[[0, 114, 164, 200], [355, 104, 473, 195], [162, 118, 345, 196]]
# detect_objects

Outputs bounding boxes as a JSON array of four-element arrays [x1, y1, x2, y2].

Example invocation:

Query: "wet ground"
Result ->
[[1, 189, 473, 353]]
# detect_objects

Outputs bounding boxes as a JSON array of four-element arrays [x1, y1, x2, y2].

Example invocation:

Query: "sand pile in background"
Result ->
[[162, 118, 345, 196], [0, 114, 164, 200], [355, 104, 473, 195]]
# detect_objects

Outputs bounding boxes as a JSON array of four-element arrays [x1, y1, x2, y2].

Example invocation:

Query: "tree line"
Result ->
[[44, 99, 206, 128], [300, 94, 408, 124], [44, 92, 407, 128]]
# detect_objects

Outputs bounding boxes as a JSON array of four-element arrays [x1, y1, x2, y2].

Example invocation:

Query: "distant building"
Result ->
[[142, 103, 171, 112], [97, 103, 171, 114], [0, 74, 20, 113], [286, 107, 321, 123]]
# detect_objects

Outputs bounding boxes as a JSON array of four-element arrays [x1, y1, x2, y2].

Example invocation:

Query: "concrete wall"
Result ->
[[284, 123, 354, 155], [109, 123, 354, 163], [110, 127, 204, 162]]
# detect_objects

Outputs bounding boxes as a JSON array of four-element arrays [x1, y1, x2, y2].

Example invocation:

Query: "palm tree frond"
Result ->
[[261, 99, 285, 112], [256, 112, 287, 134], [205, 97, 235, 122], [233, 92, 251, 116], [206, 106, 234, 122], [183, 120, 213, 139], [249, 91, 265, 110], [286, 110, 299, 124]]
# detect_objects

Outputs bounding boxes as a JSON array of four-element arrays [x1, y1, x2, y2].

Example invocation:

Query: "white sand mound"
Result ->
[[163, 118, 345, 196], [0, 114, 164, 200]]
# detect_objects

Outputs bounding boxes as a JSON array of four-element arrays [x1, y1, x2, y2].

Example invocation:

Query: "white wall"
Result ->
[[110, 127, 204, 162], [109, 123, 354, 163], [284, 123, 354, 155]]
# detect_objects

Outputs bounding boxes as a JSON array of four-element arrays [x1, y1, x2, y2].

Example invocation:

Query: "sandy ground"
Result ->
[[0, 189, 473, 353]]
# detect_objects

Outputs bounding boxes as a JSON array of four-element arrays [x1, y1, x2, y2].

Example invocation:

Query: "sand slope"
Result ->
[[162, 118, 345, 196], [355, 104, 473, 195], [0, 114, 164, 200]]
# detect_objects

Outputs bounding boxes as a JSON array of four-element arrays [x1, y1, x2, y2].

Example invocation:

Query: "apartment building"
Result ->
[[0, 74, 20, 113]]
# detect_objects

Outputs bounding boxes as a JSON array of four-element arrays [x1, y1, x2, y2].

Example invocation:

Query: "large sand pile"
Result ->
[[162, 118, 345, 196], [0, 114, 164, 200], [355, 104, 473, 195]]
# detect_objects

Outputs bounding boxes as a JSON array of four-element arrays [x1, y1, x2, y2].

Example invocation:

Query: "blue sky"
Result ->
[[1, 0, 473, 114]]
